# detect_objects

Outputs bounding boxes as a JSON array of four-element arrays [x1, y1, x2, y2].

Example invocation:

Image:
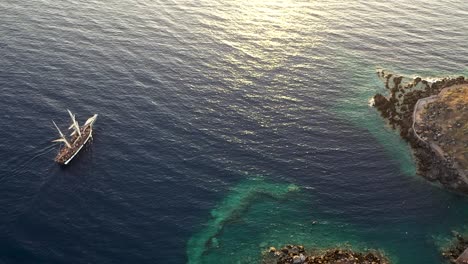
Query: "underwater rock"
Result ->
[[187, 178, 299, 264], [263, 245, 389, 264], [373, 71, 468, 194]]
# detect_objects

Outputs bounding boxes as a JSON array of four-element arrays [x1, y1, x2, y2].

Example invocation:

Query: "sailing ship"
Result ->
[[52, 110, 98, 165]]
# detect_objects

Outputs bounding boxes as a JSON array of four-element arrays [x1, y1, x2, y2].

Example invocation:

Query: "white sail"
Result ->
[[53, 121, 66, 138], [52, 138, 72, 148], [84, 114, 98, 126], [67, 109, 81, 137], [67, 109, 76, 129], [69, 129, 82, 144], [73, 120, 81, 137], [52, 121, 72, 148]]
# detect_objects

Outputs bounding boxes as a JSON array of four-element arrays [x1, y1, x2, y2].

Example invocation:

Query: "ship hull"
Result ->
[[55, 124, 94, 165], [53, 113, 97, 165], [62, 131, 92, 165]]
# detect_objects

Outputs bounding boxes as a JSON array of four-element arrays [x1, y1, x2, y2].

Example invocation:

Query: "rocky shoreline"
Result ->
[[372, 71, 468, 193], [262, 245, 389, 264], [441, 231, 468, 264]]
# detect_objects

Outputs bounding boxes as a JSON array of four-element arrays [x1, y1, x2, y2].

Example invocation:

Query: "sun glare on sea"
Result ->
[[200, 0, 327, 71]]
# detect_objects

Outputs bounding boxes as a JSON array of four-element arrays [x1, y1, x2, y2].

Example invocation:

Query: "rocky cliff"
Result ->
[[372, 71, 468, 193]]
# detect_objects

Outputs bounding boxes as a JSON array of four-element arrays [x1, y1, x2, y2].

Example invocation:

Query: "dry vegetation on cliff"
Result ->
[[372, 72, 468, 192]]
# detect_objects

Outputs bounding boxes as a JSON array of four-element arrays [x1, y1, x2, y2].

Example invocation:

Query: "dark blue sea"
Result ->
[[1, 0, 468, 263]]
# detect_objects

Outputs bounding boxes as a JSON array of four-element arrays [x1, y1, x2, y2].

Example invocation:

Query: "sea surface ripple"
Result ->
[[1, 0, 468, 263]]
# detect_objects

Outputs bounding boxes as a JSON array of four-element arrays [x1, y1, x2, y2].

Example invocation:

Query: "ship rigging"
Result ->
[[52, 110, 97, 165]]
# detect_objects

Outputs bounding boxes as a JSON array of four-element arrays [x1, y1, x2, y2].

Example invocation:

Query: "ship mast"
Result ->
[[52, 121, 72, 148], [67, 109, 81, 139]]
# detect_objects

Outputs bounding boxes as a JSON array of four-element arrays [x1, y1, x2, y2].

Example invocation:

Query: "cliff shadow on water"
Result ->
[[186, 177, 299, 264]]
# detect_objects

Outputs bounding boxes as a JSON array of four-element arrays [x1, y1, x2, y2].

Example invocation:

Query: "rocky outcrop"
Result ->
[[442, 232, 468, 264], [372, 71, 468, 193], [263, 245, 389, 264]]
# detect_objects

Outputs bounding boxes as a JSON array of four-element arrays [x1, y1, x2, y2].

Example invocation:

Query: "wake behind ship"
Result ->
[[52, 110, 98, 165]]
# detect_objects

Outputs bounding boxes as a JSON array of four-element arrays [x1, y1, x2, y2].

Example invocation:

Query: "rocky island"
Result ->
[[262, 245, 389, 264], [372, 71, 468, 193]]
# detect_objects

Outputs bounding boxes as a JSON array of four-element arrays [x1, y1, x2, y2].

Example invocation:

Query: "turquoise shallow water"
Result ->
[[190, 178, 468, 264], [184, 1, 468, 262], [1, 0, 468, 263]]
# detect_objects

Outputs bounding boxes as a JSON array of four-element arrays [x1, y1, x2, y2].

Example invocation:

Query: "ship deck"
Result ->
[[55, 125, 93, 164]]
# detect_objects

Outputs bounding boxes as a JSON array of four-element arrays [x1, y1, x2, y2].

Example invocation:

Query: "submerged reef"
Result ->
[[441, 231, 468, 264], [187, 178, 299, 264], [263, 245, 389, 264], [372, 71, 468, 193]]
